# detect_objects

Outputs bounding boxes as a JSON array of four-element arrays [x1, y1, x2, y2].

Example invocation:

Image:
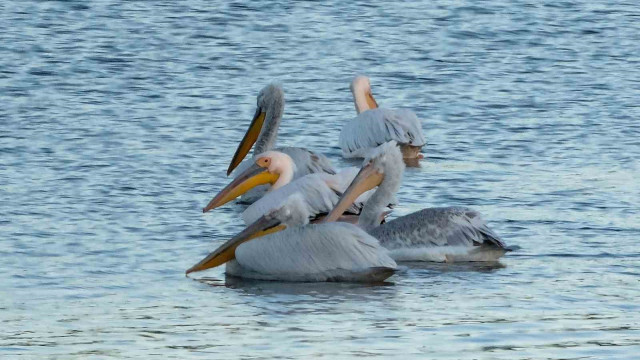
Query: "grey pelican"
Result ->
[[339, 76, 426, 159], [226, 83, 334, 205], [325, 142, 507, 262], [188, 194, 396, 282], [203, 151, 390, 224]]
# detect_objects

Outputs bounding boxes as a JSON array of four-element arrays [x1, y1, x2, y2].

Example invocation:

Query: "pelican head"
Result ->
[[187, 193, 310, 274], [227, 83, 285, 176], [324, 141, 404, 223], [350, 75, 379, 114], [203, 151, 296, 213]]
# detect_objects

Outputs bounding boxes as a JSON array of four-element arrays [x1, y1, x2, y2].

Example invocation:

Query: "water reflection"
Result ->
[[3, 0, 640, 358], [399, 261, 506, 273], [403, 157, 422, 168]]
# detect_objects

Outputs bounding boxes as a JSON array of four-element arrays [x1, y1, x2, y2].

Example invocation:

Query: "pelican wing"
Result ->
[[230, 146, 336, 204], [230, 223, 396, 282], [278, 147, 336, 176], [242, 168, 382, 225], [242, 174, 342, 225], [339, 108, 426, 158], [231, 147, 335, 179], [372, 207, 505, 250]]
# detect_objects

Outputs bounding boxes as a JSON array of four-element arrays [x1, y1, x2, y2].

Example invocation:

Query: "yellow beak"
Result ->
[[366, 91, 379, 110], [323, 163, 384, 223], [203, 163, 279, 213], [186, 217, 286, 274], [227, 109, 266, 176]]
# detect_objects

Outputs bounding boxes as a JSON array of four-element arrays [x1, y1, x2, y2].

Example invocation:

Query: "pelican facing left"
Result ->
[[202, 150, 391, 224], [188, 194, 396, 283], [325, 142, 508, 262], [225, 84, 335, 204]]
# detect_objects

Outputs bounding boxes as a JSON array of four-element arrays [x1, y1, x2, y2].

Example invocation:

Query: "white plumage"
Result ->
[[228, 223, 397, 282], [190, 193, 397, 282], [241, 166, 379, 225], [232, 147, 334, 204], [242, 173, 339, 225], [339, 76, 426, 159], [339, 108, 426, 158]]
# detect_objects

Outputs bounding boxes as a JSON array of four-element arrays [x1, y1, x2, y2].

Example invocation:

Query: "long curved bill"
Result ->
[[203, 163, 278, 213], [367, 92, 379, 110], [186, 216, 286, 274], [323, 163, 383, 223], [227, 108, 266, 176]]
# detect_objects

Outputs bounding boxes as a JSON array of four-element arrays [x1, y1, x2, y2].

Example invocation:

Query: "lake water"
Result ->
[[2, 1, 639, 358]]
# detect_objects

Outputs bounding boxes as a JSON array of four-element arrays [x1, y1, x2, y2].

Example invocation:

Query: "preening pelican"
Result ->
[[188, 194, 397, 282], [203, 150, 390, 224], [325, 142, 507, 262], [226, 84, 334, 203], [339, 76, 426, 159]]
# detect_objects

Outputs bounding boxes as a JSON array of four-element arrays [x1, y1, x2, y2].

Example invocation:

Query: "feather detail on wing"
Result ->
[[231, 223, 396, 281], [339, 108, 426, 158], [372, 207, 505, 250], [277, 147, 336, 176], [242, 168, 386, 225], [242, 174, 340, 225], [230, 146, 336, 204]]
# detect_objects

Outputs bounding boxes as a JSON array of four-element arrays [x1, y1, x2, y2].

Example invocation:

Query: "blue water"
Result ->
[[2, 1, 639, 358]]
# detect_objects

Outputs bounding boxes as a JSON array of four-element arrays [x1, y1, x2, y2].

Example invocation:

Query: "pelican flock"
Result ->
[[188, 77, 509, 283]]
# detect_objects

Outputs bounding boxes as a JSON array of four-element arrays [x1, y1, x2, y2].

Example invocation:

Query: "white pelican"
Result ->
[[226, 83, 335, 205], [325, 142, 508, 262], [203, 150, 391, 224], [188, 194, 397, 282], [339, 76, 426, 159]]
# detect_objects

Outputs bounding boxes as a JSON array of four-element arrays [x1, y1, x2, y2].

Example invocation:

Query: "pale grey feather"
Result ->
[[252, 84, 335, 176], [371, 207, 505, 250], [254, 84, 284, 154], [228, 223, 396, 282], [351, 142, 507, 262], [232, 84, 335, 203], [242, 174, 339, 225], [242, 171, 363, 225], [339, 108, 426, 158]]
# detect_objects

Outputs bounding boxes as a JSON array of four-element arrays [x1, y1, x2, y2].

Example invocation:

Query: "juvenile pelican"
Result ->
[[227, 84, 334, 186], [188, 194, 396, 282], [203, 151, 389, 224], [325, 142, 507, 262], [339, 76, 426, 159]]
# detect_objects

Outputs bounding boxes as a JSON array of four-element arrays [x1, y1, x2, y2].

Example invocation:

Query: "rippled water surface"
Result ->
[[2, 1, 640, 358]]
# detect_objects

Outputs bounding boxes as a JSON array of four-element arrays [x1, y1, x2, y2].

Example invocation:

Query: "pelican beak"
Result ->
[[323, 163, 384, 222], [227, 108, 266, 176], [186, 216, 286, 274], [366, 91, 378, 109], [203, 163, 278, 213]]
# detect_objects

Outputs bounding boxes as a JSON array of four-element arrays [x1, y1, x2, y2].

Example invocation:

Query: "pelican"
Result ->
[[203, 150, 391, 224], [188, 194, 397, 282], [339, 76, 426, 159], [226, 84, 334, 203], [325, 141, 508, 262]]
